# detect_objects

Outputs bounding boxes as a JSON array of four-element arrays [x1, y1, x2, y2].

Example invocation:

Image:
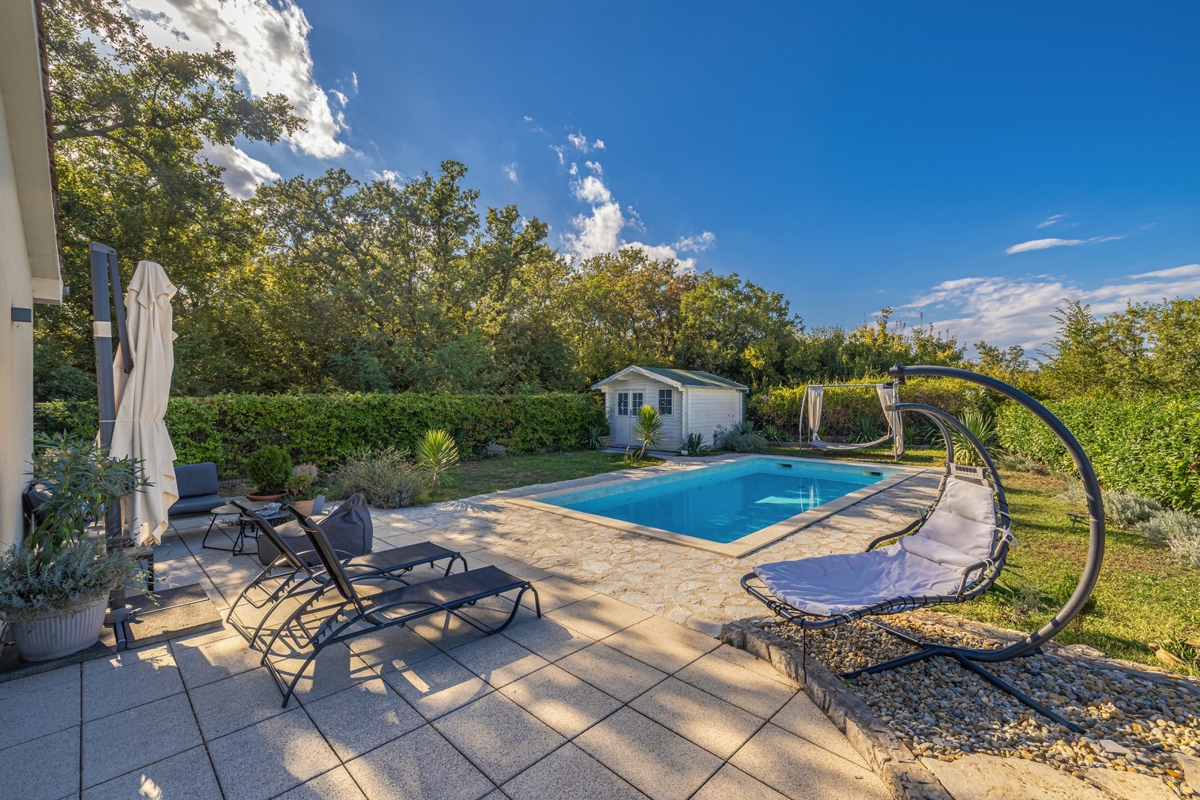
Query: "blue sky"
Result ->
[[129, 1, 1200, 353]]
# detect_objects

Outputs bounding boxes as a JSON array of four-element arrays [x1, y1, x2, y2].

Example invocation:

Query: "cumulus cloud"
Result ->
[[903, 264, 1200, 352], [584, 160, 603, 176], [367, 169, 405, 187], [674, 231, 717, 252], [127, 0, 349, 159], [572, 175, 612, 204], [200, 142, 279, 198], [1005, 235, 1122, 255], [567, 132, 604, 153], [1036, 213, 1067, 229], [504, 163, 518, 183]]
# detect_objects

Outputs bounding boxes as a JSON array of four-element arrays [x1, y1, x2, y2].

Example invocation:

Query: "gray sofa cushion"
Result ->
[[169, 463, 224, 517]]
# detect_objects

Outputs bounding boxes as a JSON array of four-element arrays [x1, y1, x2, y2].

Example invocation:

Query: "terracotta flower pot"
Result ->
[[10, 596, 108, 661], [246, 492, 286, 502]]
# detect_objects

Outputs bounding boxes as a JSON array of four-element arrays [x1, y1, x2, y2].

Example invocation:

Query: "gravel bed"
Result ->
[[764, 616, 1200, 797]]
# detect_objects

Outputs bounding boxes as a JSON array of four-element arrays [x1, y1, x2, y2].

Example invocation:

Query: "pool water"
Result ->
[[547, 458, 897, 543]]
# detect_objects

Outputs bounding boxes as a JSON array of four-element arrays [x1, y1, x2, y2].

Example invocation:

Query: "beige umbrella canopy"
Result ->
[[110, 261, 178, 545]]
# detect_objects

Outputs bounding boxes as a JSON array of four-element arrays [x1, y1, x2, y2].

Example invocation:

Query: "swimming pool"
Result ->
[[515, 456, 916, 557]]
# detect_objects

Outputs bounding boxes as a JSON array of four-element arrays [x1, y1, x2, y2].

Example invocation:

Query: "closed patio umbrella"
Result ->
[[110, 260, 178, 545]]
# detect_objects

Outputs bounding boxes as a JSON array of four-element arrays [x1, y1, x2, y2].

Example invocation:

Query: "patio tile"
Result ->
[[729, 723, 887, 800], [691, 764, 789, 800], [171, 627, 263, 689], [600, 615, 718, 674], [770, 691, 869, 767], [304, 678, 425, 760], [82, 693, 202, 788], [208, 707, 339, 800], [188, 667, 292, 740], [557, 643, 668, 703], [530, 575, 596, 611], [545, 595, 652, 641], [345, 725, 494, 800], [498, 664, 622, 738], [274, 647, 376, 704], [0, 665, 81, 750], [410, 612, 491, 651], [462, 549, 515, 568], [575, 707, 723, 800], [82, 650, 184, 721], [346, 623, 441, 674], [629, 677, 764, 759], [83, 643, 172, 674], [432, 692, 566, 784], [447, 635, 549, 688], [0, 726, 80, 800], [82, 745, 221, 800], [707, 643, 798, 686], [501, 743, 649, 800], [502, 616, 594, 662], [382, 652, 493, 721], [276, 767, 367, 800], [674, 650, 796, 719], [495, 559, 552, 582]]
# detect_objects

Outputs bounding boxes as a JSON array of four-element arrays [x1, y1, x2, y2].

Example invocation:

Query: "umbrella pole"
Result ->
[[89, 242, 130, 623]]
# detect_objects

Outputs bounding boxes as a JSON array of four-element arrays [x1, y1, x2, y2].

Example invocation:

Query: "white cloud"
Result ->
[[567, 132, 604, 153], [571, 175, 612, 204], [351, 72, 358, 92], [622, 242, 696, 272], [367, 169, 405, 187], [551, 145, 566, 165], [1005, 235, 1123, 255], [523, 115, 534, 122], [674, 231, 716, 252], [504, 163, 518, 183], [199, 142, 279, 198], [126, 0, 349, 159], [330, 90, 348, 107], [568, 163, 578, 176], [903, 264, 1200, 352], [1036, 213, 1066, 229], [584, 160, 603, 176]]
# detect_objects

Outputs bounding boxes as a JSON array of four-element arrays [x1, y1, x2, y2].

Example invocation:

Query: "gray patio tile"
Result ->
[[208, 707, 340, 800], [0, 664, 81, 750], [82, 643, 171, 674], [345, 725, 494, 800], [171, 626, 263, 689], [462, 549, 515, 568], [276, 767, 367, 800], [630, 677, 764, 759], [189, 667, 292, 740], [304, 678, 425, 760], [501, 743, 649, 800], [674, 650, 796, 720], [707, 643, 798, 686], [495, 559, 552, 582], [575, 707, 723, 800], [0, 726, 80, 800], [502, 616, 594, 662], [729, 723, 888, 800], [410, 611, 491, 651], [557, 643, 668, 703], [382, 652, 493, 720], [82, 693, 202, 788], [274, 646, 376, 704], [432, 692, 566, 784], [770, 691, 869, 767], [498, 664, 621, 738], [82, 745, 221, 800], [447, 635, 550, 688], [346, 623, 441, 675], [691, 764, 789, 800], [530, 575, 596, 611], [544, 594, 652, 641], [83, 650, 184, 721], [600, 615, 718, 674]]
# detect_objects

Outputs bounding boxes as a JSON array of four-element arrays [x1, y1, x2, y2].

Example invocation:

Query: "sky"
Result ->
[[126, 0, 1200, 355]]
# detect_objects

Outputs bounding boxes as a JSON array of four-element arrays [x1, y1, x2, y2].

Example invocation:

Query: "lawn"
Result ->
[[426, 450, 662, 503]]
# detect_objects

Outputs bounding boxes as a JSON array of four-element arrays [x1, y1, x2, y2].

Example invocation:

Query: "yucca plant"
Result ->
[[415, 429, 460, 493], [684, 432, 710, 456], [950, 412, 997, 466], [850, 416, 880, 444], [633, 404, 664, 459]]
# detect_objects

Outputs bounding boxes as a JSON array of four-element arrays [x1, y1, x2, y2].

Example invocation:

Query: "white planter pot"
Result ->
[[10, 596, 108, 661]]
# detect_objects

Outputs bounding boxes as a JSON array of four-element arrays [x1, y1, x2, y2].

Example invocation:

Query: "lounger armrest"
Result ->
[[865, 511, 927, 552], [956, 560, 991, 597]]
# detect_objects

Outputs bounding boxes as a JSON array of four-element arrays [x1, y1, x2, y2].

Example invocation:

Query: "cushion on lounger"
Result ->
[[911, 478, 997, 561]]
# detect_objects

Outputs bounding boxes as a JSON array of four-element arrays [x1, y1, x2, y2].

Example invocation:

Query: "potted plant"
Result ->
[[285, 464, 324, 517], [245, 445, 292, 501], [0, 435, 147, 661]]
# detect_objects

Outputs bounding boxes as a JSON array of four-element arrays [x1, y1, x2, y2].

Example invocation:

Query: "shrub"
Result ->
[[951, 412, 997, 467], [850, 417, 880, 443], [633, 405, 664, 458], [584, 424, 607, 451], [245, 445, 293, 494], [416, 430, 460, 492], [719, 421, 768, 453], [337, 446, 426, 509], [1105, 492, 1162, 528], [762, 425, 788, 444], [1137, 509, 1200, 567], [482, 443, 508, 459], [684, 432, 711, 456]]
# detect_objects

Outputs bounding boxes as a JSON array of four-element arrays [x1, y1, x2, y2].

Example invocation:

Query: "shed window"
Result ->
[[631, 392, 644, 412], [617, 392, 629, 416], [658, 389, 673, 415]]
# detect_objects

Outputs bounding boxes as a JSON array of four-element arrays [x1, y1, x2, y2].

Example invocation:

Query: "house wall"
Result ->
[[685, 388, 744, 448], [600, 375, 685, 451]]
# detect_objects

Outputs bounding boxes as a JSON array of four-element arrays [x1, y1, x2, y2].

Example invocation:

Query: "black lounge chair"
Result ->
[[262, 504, 541, 706], [743, 364, 1107, 732], [227, 500, 466, 649]]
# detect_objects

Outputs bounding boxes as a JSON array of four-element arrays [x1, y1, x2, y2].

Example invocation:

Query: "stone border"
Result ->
[[511, 455, 928, 558], [721, 616, 954, 800]]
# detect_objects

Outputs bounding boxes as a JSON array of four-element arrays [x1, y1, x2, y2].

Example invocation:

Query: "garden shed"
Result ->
[[593, 366, 748, 452]]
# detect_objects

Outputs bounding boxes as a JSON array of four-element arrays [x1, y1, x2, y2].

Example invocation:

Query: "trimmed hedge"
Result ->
[[997, 395, 1200, 511], [35, 392, 607, 479]]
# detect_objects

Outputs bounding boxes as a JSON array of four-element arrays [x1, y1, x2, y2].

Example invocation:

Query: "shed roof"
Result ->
[[592, 366, 749, 391]]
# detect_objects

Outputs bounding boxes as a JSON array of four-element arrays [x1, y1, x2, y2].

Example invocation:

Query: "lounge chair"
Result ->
[[262, 504, 541, 706], [227, 500, 466, 649]]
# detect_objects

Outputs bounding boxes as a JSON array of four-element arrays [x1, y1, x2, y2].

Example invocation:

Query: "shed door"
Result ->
[[610, 390, 631, 446]]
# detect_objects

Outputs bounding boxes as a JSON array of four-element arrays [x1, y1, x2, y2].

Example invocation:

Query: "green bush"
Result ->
[[997, 395, 1200, 511], [718, 421, 768, 453], [35, 392, 606, 479], [245, 445, 293, 494], [336, 446, 426, 509]]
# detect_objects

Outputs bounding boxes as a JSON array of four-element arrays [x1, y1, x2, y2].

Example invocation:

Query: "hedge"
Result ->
[[35, 392, 607, 479], [997, 394, 1200, 511]]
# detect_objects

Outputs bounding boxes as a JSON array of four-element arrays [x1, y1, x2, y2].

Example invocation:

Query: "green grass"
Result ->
[[425, 450, 663, 504]]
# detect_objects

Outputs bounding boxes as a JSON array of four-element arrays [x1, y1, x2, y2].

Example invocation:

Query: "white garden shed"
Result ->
[[592, 366, 748, 452]]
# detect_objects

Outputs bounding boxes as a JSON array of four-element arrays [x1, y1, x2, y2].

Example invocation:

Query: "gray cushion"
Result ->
[[257, 494, 374, 566], [169, 493, 226, 517], [175, 462, 219, 499]]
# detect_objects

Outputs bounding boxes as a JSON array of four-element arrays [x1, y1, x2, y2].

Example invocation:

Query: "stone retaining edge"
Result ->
[[721, 617, 954, 800]]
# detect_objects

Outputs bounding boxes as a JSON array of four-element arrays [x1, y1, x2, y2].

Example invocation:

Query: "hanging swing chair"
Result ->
[[744, 363, 1106, 732], [799, 382, 905, 459]]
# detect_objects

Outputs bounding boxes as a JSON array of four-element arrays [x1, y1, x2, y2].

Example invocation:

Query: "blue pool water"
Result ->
[[546, 458, 898, 543]]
